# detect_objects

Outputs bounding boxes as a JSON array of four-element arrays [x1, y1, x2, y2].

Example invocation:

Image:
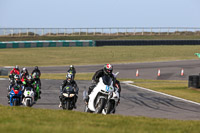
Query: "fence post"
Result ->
[[125, 28, 127, 35], [117, 28, 119, 36], [27, 28, 29, 36], [93, 28, 96, 35], [79, 28, 81, 36], [72, 28, 74, 36], [57, 29, 59, 36], [34, 29, 37, 37], [42, 28, 44, 36], [64, 28, 66, 36], [101, 28, 103, 36], [167, 27, 170, 35], [19, 29, 21, 37], [159, 27, 161, 35], [109, 28, 111, 36], [150, 27, 152, 35], [142, 28, 144, 35], [86, 28, 88, 36], [11, 29, 13, 37], [134, 27, 136, 35]]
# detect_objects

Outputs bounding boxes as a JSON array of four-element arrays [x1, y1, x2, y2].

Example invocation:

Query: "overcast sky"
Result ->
[[0, 0, 200, 28]]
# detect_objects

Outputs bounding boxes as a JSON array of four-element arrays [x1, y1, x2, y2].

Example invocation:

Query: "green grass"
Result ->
[[0, 35, 200, 41], [0, 105, 200, 133], [0, 46, 200, 66], [40, 73, 93, 80]]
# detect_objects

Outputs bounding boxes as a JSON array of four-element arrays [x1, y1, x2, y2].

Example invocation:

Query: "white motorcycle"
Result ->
[[22, 87, 35, 107], [84, 75, 119, 114]]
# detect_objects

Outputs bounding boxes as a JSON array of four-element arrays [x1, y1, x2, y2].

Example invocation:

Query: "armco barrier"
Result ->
[[95, 40, 200, 46], [0, 40, 95, 48]]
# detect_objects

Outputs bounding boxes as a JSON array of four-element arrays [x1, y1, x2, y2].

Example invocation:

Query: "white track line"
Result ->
[[123, 81, 200, 106]]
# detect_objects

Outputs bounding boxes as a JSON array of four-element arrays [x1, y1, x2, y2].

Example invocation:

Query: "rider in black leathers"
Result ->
[[59, 73, 79, 108], [31, 66, 41, 87], [85, 64, 121, 104], [67, 65, 76, 79]]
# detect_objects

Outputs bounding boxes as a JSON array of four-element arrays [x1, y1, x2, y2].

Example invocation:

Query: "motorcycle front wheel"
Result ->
[[94, 98, 106, 114]]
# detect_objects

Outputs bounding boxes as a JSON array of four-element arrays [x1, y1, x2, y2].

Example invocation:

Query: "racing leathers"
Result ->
[[88, 69, 116, 95], [59, 80, 79, 108], [67, 68, 76, 79], [31, 69, 41, 87], [9, 68, 20, 80]]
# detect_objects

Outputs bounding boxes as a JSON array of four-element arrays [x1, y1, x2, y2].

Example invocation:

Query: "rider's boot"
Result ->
[[58, 102, 62, 108], [7, 93, 10, 104]]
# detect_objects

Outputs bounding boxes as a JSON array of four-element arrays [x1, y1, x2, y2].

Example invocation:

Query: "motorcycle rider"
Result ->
[[31, 66, 41, 86], [21, 68, 29, 83], [7, 75, 23, 104], [22, 75, 35, 91], [9, 65, 20, 80], [67, 65, 76, 79], [85, 64, 120, 104], [59, 73, 79, 108]]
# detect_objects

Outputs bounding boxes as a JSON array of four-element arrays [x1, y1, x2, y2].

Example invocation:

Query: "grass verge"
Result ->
[[0, 46, 199, 66], [0, 105, 200, 133]]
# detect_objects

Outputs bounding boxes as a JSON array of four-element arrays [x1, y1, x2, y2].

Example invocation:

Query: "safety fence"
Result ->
[[95, 40, 200, 46], [0, 40, 95, 48], [1, 40, 200, 49], [0, 27, 200, 37]]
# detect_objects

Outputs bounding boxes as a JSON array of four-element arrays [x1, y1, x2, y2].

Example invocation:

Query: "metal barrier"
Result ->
[[0, 27, 200, 37], [0, 40, 95, 48]]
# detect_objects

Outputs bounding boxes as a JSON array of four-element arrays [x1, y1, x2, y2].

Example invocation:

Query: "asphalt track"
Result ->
[[1, 59, 200, 120]]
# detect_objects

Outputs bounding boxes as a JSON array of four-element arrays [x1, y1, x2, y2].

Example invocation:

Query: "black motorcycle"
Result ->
[[61, 85, 76, 110]]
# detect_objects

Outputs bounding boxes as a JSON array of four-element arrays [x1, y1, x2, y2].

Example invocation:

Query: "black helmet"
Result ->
[[66, 73, 73, 83], [35, 66, 39, 70], [103, 64, 113, 75]]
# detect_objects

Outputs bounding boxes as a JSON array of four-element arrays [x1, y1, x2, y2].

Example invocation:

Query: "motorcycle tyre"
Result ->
[[95, 98, 106, 114]]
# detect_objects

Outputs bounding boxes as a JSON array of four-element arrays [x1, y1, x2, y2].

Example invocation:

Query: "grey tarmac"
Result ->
[[1, 60, 200, 120]]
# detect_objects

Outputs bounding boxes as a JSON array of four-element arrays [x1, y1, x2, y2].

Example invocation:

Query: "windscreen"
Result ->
[[63, 85, 74, 93], [102, 75, 112, 86]]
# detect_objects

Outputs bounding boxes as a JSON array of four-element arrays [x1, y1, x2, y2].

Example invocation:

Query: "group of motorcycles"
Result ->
[[60, 72, 120, 115], [8, 69, 120, 115], [8, 72, 41, 107]]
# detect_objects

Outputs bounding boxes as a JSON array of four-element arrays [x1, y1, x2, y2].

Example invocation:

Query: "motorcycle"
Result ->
[[22, 87, 35, 107], [32, 72, 41, 100], [84, 75, 120, 114], [9, 85, 23, 106], [61, 85, 76, 110], [34, 81, 41, 101]]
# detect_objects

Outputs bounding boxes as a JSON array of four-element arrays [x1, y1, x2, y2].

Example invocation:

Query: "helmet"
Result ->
[[66, 73, 73, 83], [69, 65, 74, 69], [103, 64, 113, 75], [15, 65, 19, 70], [35, 66, 39, 70], [23, 67, 27, 72]]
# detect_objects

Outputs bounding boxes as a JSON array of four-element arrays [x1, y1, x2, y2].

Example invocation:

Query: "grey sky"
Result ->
[[0, 0, 199, 28]]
